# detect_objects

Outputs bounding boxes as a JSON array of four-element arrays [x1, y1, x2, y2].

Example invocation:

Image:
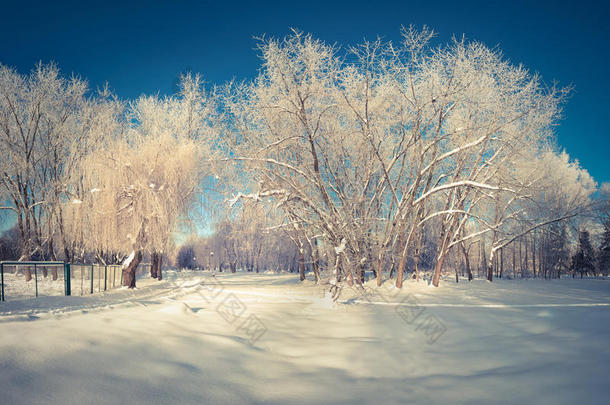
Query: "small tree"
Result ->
[[177, 244, 197, 269], [0, 226, 21, 260], [598, 220, 610, 276]]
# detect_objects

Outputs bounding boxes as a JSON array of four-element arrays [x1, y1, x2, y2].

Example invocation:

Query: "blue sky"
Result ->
[[1, 0, 608, 184]]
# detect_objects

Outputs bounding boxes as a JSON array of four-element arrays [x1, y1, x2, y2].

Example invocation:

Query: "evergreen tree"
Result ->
[[599, 220, 610, 277], [571, 230, 595, 278], [177, 245, 197, 269]]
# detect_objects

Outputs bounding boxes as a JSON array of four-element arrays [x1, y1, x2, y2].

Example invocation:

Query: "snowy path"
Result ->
[[1, 271, 609, 405]]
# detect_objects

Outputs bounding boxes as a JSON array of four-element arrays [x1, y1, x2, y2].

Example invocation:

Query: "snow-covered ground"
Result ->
[[1, 270, 609, 405]]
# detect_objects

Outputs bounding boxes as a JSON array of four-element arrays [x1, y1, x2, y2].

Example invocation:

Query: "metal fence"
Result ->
[[0, 261, 150, 301]]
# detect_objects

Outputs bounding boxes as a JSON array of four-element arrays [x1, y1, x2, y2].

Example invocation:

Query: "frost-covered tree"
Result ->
[[476, 150, 596, 282], [81, 133, 202, 285], [74, 73, 216, 287], [0, 62, 121, 271], [224, 28, 590, 287]]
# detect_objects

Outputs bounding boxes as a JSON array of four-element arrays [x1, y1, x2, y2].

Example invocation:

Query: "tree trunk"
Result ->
[[487, 255, 494, 283], [310, 239, 321, 283], [478, 241, 482, 278], [499, 248, 504, 279], [20, 244, 32, 281], [48, 239, 58, 280], [524, 234, 529, 276], [512, 242, 516, 279], [298, 249, 306, 281], [432, 253, 446, 287], [481, 241, 487, 280], [538, 235, 544, 275], [334, 253, 341, 285], [357, 262, 365, 285], [151, 251, 159, 278], [150, 251, 163, 280], [519, 237, 523, 278], [433, 223, 457, 287], [461, 242, 472, 281], [482, 242, 492, 282], [532, 231, 537, 278], [157, 253, 163, 281], [346, 265, 354, 287], [122, 250, 142, 289], [396, 244, 408, 288], [397, 225, 418, 288], [487, 247, 494, 282]]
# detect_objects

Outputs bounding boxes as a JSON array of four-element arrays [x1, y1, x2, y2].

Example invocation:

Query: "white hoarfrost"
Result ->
[[228, 189, 287, 207], [334, 238, 346, 255]]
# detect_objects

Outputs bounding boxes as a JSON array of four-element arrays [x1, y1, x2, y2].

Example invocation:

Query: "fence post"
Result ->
[[64, 263, 71, 296], [34, 263, 38, 298], [90, 265, 94, 294], [104, 265, 107, 291], [1, 262, 4, 301]]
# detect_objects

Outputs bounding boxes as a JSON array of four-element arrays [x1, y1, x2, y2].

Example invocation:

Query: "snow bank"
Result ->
[[1, 271, 609, 405]]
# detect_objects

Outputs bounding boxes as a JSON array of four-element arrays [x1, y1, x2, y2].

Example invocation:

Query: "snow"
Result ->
[[334, 238, 346, 254], [1, 270, 66, 299], [228, 189, 287, 207], [0, 264, 146, 300], [1, 271, 609, 404], [122, 250, 136, 269]]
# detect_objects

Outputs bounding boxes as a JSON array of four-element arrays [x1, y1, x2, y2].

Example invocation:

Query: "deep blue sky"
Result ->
[[1, 0, 608, 184]]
